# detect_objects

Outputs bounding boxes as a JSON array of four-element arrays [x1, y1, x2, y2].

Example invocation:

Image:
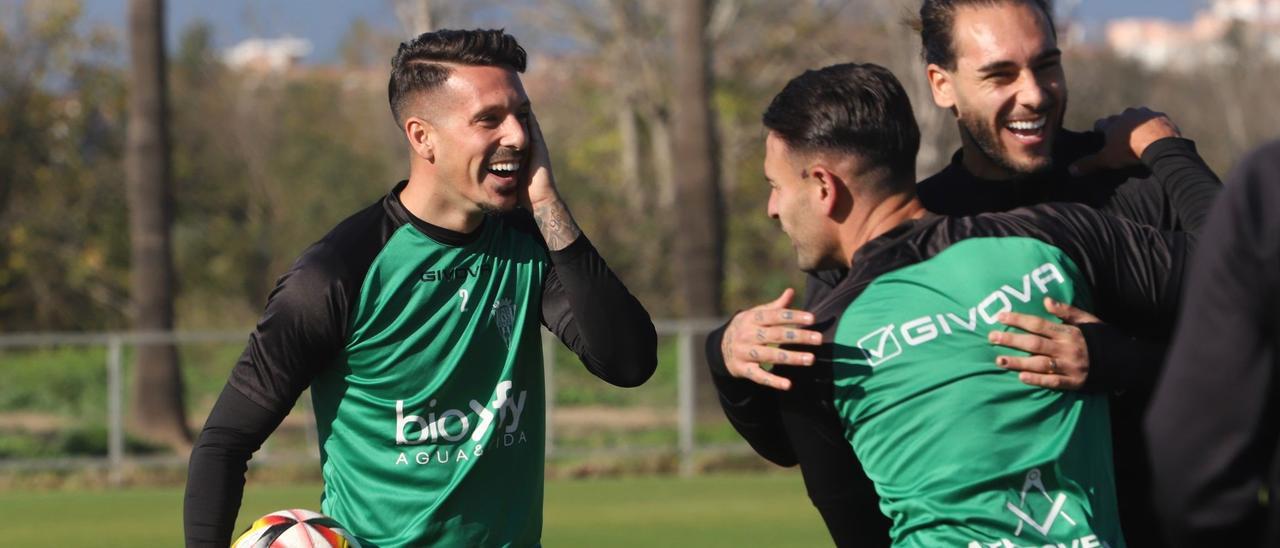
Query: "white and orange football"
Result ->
[[232, 509, 360, 548]]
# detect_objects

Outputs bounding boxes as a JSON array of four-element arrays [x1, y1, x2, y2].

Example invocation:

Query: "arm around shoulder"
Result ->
[[1140, 137, 1223, 233]]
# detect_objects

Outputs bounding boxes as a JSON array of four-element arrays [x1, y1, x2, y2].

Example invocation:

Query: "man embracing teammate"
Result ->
[[706, 1, 1219, 545]]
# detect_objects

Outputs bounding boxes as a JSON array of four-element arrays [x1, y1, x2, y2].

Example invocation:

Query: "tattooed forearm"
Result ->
[[532, 198, 582, 251]]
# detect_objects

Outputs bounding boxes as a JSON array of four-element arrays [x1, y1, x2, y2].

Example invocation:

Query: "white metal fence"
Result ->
[[0, 319, 743, 484]]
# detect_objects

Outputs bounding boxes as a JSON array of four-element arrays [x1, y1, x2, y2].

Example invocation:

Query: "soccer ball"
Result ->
[[232, 509, 361, 548]]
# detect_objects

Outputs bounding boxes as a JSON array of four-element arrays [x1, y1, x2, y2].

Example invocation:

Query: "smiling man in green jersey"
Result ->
[[713, 62, 1208, 546], [183, 30, 657, 547]]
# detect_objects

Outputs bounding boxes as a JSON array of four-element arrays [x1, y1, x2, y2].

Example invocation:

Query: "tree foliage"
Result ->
[[1, 0, 129, 331], [3, 0, 1279, 335]]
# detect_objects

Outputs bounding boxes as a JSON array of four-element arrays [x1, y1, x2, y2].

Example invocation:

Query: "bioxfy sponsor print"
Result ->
[[393, 379, 531, 466], [830, 238, 1125, 547], [309, 219, 550, 547]]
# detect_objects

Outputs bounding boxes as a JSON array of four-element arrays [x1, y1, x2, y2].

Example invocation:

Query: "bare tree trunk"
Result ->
[[617, 96, 642, 197], [394, 0, 435, 35], [126, 0, 190, 449], [649, 109, 677, 210], [670, 0, 724, 317]]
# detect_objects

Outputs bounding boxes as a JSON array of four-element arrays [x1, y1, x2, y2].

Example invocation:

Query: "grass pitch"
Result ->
[[0, 472, 831, 546]]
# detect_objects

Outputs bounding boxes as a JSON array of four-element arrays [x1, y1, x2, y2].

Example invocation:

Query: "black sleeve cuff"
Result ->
[[1079, 323, 1169, 393], [541, 231, 658, 388], [1140, 137, 1199, 168], [546, 233, 593, 264]]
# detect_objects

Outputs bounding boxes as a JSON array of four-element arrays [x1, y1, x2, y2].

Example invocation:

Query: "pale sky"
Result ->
[[64, 0, 1203, 64]]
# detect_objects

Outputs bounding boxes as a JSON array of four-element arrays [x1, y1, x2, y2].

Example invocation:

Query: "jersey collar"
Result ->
[[384, 180, 487, 247]]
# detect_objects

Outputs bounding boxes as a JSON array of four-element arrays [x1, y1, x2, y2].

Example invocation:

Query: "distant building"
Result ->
[[1212, 0, 1280, 21], [1106, 0, 1280, 70], [222, 37, 313, 73]]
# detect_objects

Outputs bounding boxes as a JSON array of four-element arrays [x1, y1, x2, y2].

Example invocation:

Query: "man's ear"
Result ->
[[404, 116, 435, 162], [926, 63, 956, 110], [807, 164, 843, 216]]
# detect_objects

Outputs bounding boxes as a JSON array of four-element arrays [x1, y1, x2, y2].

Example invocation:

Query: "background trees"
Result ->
[[2, 0, 1277, 403], [1, 1, 128, 331], [6, 0, 1278, 330]]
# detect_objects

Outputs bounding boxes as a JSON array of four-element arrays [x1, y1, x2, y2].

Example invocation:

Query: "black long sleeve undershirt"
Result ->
[[704, 269, 846, 466], [705, 322, 795, 466], [184, 385, 279, 546], [541, 235, 657, 388], [185, 227, 654, 546], [1074, 138, 1221, 393], [705, 271, 892, 546]]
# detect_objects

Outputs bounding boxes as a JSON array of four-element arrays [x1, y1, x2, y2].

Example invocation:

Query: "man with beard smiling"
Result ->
[[183, 29, 656, 547], [913, 0, 1221, 542]]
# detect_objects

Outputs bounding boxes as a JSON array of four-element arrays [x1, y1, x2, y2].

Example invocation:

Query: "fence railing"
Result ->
[[0, 319, 740, 485]]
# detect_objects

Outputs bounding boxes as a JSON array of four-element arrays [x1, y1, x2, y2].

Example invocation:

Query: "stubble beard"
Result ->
[[785, 227, 819, 273], [956, 100, 1063, 178], [792, 235, 843, 273], [794, 247, 819, 273], [471, 173, 518, 215]]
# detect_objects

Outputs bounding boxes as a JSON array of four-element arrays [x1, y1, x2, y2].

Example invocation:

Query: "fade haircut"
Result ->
[[388, 29, 528, 125], [762, 63, 920, 192], [916, 0, 1057, 70]]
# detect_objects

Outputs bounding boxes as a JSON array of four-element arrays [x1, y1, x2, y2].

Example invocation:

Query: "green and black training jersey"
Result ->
[[892, 133, 1218, 546], [712, 202, 1191, 546], [823, 203, 1187, 545], [706, 135, 1219, 546], [185, 181, 656, 547]]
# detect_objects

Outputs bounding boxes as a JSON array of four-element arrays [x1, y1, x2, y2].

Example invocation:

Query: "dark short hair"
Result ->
[[917, 0, 1056, 70], [388, 29, 527, 124], [762, 63, 920, 188]]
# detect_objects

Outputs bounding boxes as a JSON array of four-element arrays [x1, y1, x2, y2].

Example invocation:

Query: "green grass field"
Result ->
[[0, 472, 831, 546]]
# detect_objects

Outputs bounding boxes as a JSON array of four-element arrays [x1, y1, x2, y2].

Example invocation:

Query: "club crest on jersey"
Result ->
[[491, 298, 515, 348], [965, 468, 1112, 548]]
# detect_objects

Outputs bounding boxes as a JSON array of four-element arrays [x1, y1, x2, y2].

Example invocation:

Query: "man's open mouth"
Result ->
[[487, 160, 522, 178], [1005, 116, 1047, 140]]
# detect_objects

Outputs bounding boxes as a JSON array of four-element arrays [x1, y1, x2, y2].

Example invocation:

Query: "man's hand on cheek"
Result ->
[[522, 111, 558, 209]]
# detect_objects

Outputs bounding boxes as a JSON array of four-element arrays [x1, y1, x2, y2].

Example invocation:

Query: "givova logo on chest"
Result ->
[[853, 263, 1068, 367], [419, 262, 493, 283]]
